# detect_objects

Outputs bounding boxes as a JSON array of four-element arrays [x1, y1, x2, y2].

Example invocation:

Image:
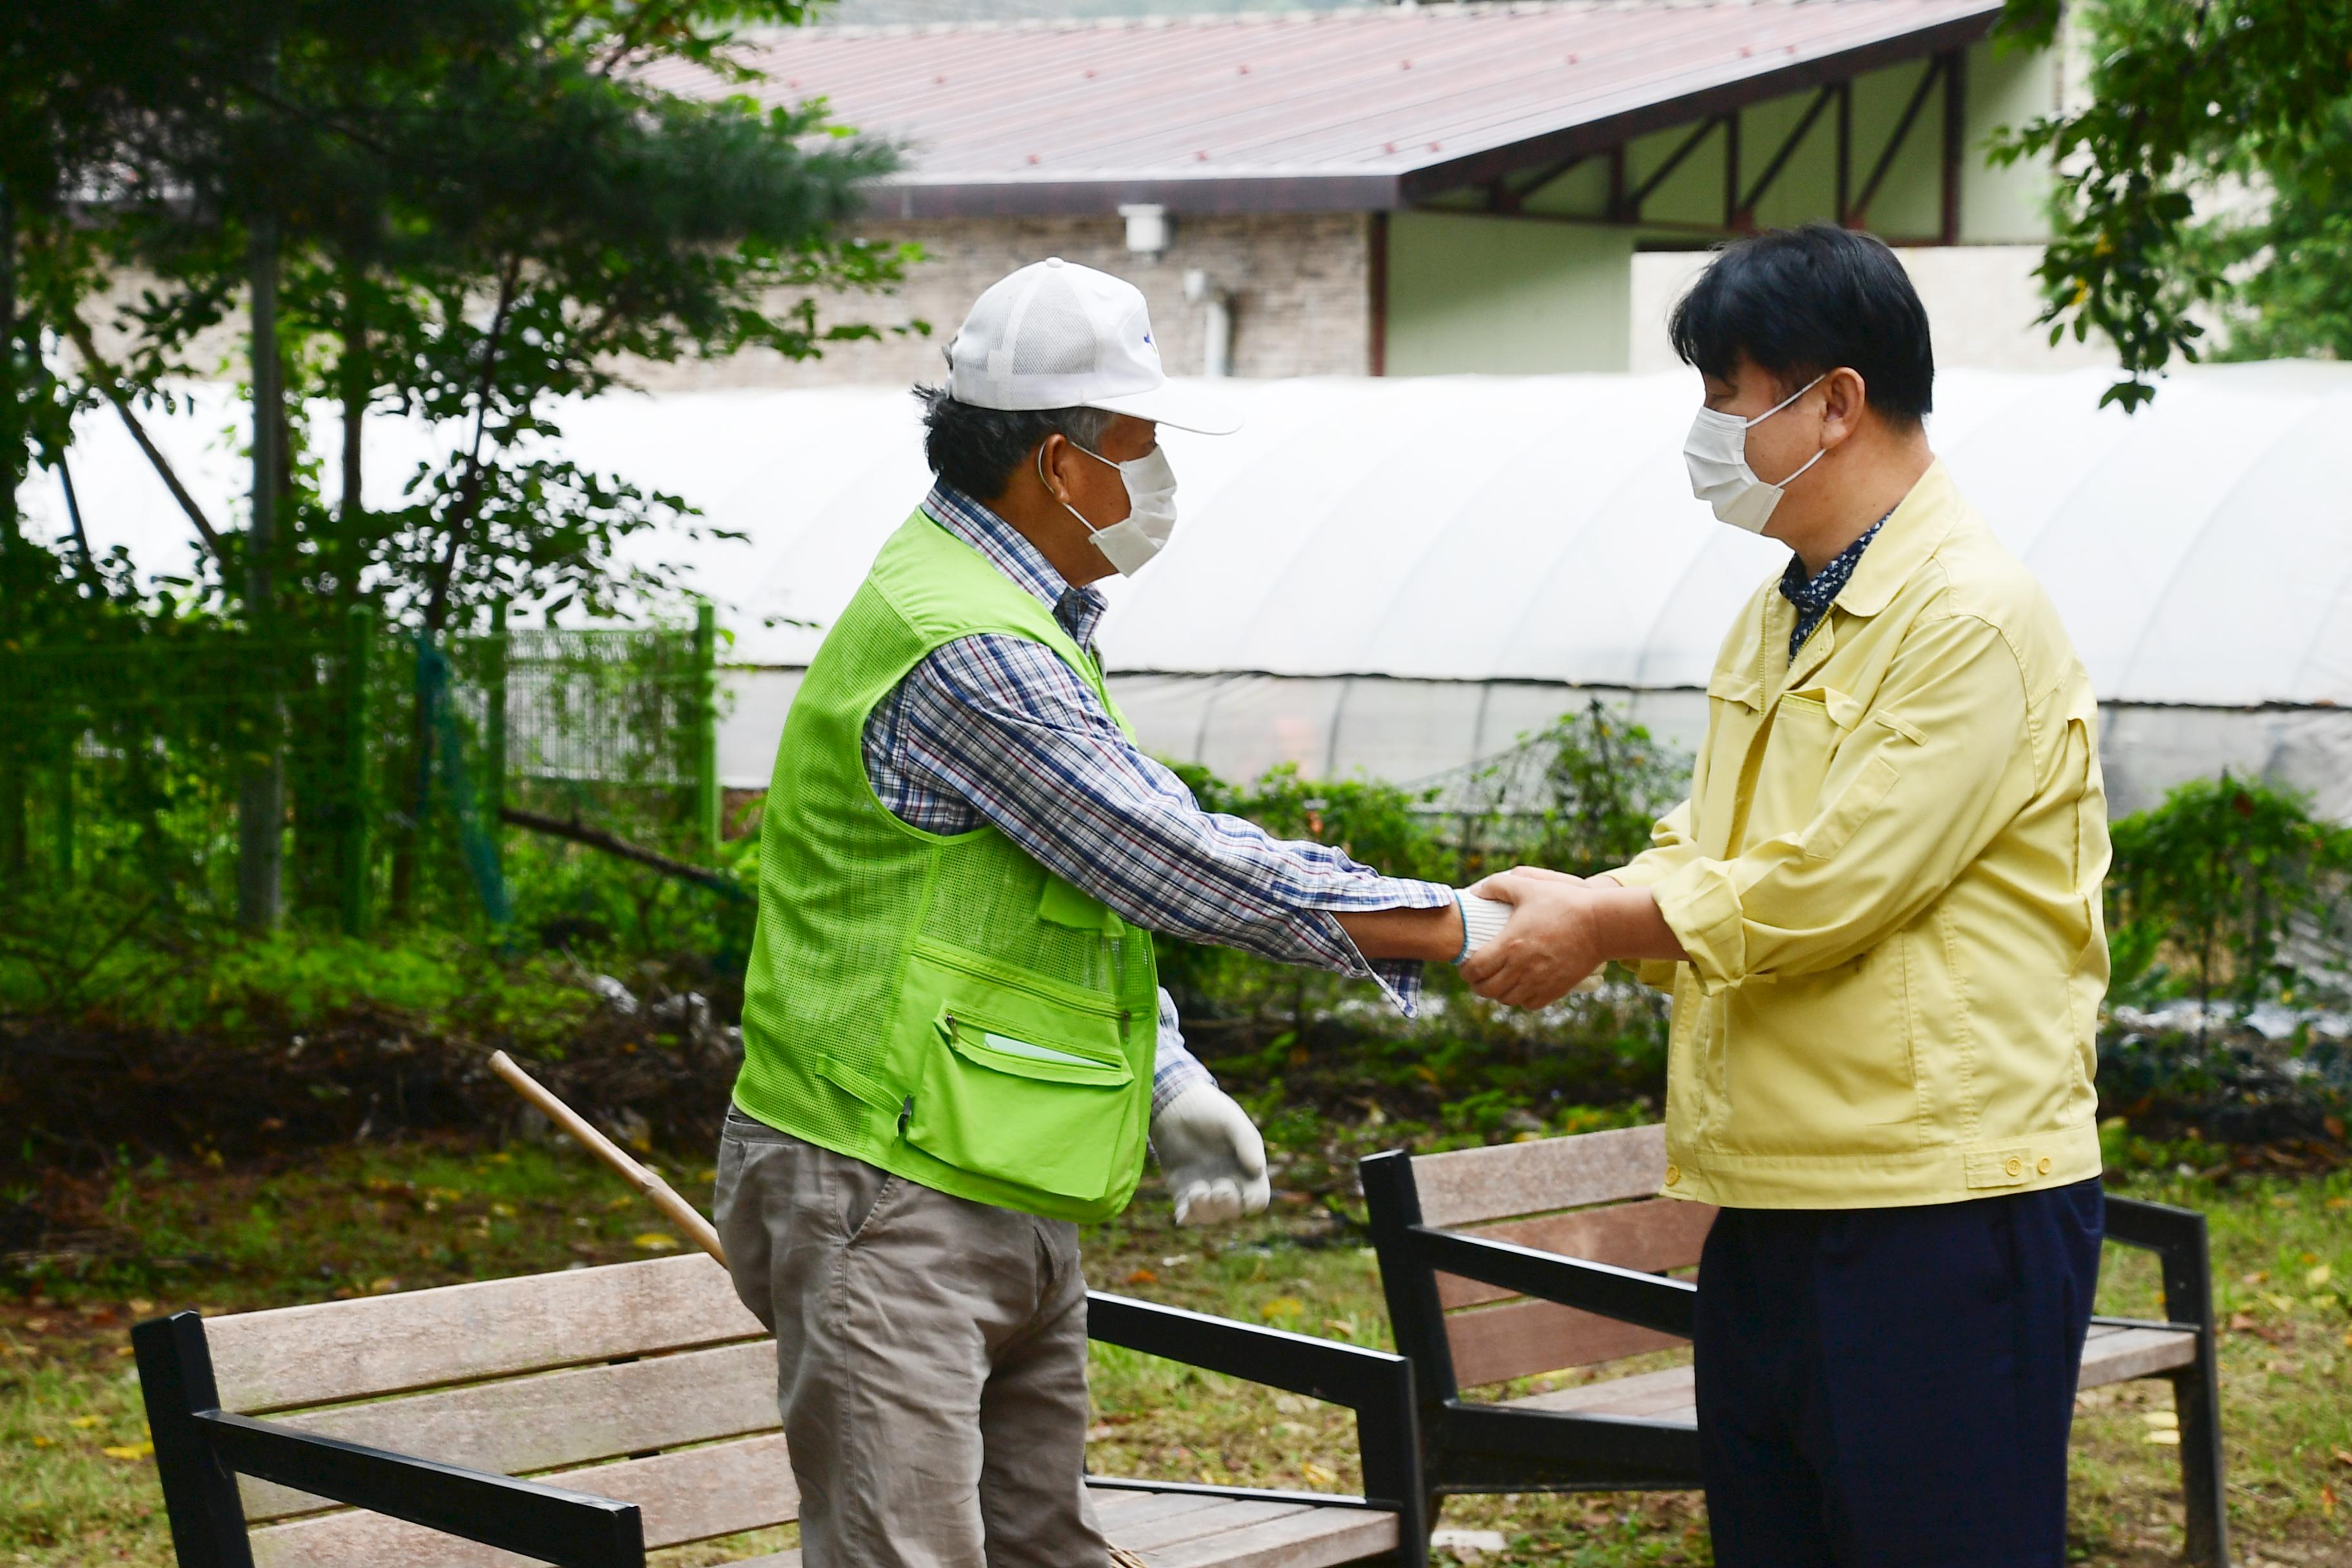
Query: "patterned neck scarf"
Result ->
[[1779, 512, 1890, 658]]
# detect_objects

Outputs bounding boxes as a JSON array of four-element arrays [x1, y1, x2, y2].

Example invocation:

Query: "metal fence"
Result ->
[[0, 607, 720, 935]]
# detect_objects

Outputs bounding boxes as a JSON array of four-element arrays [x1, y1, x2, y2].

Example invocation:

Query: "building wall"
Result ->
[[625, 211, 1374, 392], [1382, 215, 1634, 375], [1627, 244, 2117, 375]]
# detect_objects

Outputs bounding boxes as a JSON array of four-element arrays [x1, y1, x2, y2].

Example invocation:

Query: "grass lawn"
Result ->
[[3, 1137, 2346, 1567]]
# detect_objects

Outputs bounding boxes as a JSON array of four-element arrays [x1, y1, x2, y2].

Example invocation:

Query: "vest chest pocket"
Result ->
[[896, 941, 1146, 1206]]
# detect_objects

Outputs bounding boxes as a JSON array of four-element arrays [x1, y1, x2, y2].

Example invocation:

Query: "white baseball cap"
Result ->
[[945, 257, 1242, 435]]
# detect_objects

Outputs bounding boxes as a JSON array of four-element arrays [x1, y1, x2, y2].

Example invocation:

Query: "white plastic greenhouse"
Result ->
[[26, 362, 2352, 819]]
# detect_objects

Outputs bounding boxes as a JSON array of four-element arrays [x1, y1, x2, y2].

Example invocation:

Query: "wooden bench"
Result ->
[[133, 1252, 1429, 1568], [1358, 1125, 2229, 1567]]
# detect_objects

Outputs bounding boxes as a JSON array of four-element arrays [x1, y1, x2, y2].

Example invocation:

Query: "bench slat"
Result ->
[[209, 1254, 763, 1413], [1093, 1491, 1245, 1528], [239, 1339, 779, 1522], [1412, 1125, 1666, 1230], [722, 1493, 1395, 1568], [1114, 1500, 1315, 1553], [1508, 1365, 1696, 1422], [247, 1432, 796, 1567], [1146, 1505, 1400, 1568], [2077, 1325, 2197, 1386], [1446, 1297, 1684, 1389], [1484, 1324, 2202, 1425], [1438, 1199, 1716, 1309]]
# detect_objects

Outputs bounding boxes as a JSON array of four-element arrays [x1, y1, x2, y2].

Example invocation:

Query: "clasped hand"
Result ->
[[1458, 867, 1610, 1010]]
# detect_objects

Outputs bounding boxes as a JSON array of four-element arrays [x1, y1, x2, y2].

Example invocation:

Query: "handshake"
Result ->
[[1456, 868, 1681, 1011]]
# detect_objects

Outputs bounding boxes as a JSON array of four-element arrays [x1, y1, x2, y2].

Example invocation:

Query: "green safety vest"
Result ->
[[732, 510, 1161, 1222]]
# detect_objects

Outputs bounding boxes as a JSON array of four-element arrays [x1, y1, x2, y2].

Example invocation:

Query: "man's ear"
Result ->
[[1033, 433, 1074, 506], [1819, 366, 1871, 450]]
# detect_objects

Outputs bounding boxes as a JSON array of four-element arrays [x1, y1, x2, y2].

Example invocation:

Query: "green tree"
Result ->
[[9, 0, 908, 924], [1992, 0, 2352, 407], [2106, 773, 2352, 1017]]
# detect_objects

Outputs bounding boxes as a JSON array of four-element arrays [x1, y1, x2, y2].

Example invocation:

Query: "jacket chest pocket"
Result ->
[[1696, 674, 1763, 858], [1749, 694, 1840, 846]]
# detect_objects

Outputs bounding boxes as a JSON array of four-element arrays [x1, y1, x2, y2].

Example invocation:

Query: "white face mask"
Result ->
[[1682, 374, 1828, 533], [1043, 440, 1179, 576]]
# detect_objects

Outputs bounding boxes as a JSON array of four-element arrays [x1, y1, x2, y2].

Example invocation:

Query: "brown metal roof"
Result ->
[[642, 1, 2001, 217]]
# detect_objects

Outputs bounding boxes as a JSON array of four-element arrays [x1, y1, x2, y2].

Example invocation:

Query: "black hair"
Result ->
[[1667, 224, 1934, 426], [913, 386, 1113, 502]]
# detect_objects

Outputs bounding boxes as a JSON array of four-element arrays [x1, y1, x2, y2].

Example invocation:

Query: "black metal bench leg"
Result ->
[[2173, 1358, 2229, 1567], [2113, 1199, 2230, 1568], [133, 1314, 258, 1568]]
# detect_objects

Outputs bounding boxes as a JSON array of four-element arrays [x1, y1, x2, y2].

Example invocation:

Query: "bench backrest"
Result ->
[[1381, 1125, 1714, 1390], [201, 1254, 789, 1568]]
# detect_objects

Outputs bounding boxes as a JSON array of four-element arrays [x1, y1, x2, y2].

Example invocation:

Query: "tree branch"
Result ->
[[61, 314, 224, 558], [422, 255, 522, 632], [499, 805, 747, 899]]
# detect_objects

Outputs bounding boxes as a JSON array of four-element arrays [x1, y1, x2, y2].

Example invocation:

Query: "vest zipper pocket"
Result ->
[[910, 937, 1128, 1020]]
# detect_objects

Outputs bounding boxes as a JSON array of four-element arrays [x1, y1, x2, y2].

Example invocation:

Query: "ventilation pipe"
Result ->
[[1182, 268, 1232, 378]]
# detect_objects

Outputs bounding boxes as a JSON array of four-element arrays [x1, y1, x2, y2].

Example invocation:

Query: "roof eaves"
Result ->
[[1391, 3, 2003, 202], [857, 170, 1405, 219]]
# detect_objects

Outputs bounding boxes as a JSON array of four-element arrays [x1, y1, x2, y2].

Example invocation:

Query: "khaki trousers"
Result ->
[[713, 1108, 1112, 1568]]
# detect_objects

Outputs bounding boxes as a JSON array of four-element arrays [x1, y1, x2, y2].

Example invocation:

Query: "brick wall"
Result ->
[[625, 210, 1375, 391]]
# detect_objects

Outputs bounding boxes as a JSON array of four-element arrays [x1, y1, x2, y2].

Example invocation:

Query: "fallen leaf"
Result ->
[[632, 1233, 680, 1252], [128, 1298, 154, 1315], [2324, 1483, 2338, 1519], [2331, 1448, 2352, 1468], [1260, 1297, 1303, 1321], [1323, 1317, 1357, 1340], [30, 1435, 54, 1448], [102, 1442, 154, 1460], [1124, 1269, 1158, 1286], [2142, 1411, 2179, 1429], [368, 1278, 401, 1295], [490, 1202, 517, 1219], [2308, 1264, 2333, 1288], [1302, 1460, 1338, 1487], [2146, 1430, 2181, 1446], [113, 1346, 135, 1358], [23, 1318, 48, 1333], [66, 1416, 101, 1430]]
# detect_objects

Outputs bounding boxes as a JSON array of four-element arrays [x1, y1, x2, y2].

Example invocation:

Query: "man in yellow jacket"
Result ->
[[1465, 225, 2110, 1567]]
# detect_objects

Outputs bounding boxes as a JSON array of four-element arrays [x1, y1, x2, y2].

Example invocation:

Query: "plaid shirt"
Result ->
[[864, 482, 1454, 1112]]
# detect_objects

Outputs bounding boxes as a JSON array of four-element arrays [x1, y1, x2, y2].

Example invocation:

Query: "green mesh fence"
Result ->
[[0, 608, 718, 936]]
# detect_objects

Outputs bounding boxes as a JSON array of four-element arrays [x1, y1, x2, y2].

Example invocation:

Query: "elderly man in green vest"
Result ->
[[714, 259, 1514, 1568]]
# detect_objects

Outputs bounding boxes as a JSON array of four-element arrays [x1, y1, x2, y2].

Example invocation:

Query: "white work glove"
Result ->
[[1455, 889, 1515, 961], [1152, 1081, 1271, 1228]]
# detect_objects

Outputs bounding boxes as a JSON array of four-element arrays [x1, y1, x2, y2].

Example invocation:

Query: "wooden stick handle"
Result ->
[[486, 1050, 728, 1266]]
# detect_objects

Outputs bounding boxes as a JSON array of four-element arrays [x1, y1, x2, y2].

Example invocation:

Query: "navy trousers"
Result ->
[[1693, 1180, 2103, 1568]]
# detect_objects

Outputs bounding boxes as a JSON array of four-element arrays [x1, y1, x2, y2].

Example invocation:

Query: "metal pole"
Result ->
[[237, 214, 286, 931], [692, 602, 720, 854], [485, 599, 509, 879], [53, 731, 74, 885], [341, 604, 375, 936]]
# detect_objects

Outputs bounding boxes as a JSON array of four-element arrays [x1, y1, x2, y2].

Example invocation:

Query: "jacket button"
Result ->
[[2004, 1156, 2023, 1179], [1663, 1162, 1681, 1186], [2037, 1155, 2052, 1175]]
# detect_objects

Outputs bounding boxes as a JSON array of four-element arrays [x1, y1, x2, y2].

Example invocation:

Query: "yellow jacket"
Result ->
[[1612, 461, 2108, 1209]]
